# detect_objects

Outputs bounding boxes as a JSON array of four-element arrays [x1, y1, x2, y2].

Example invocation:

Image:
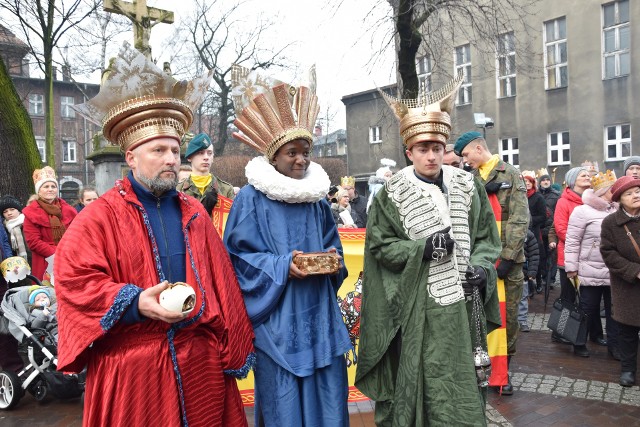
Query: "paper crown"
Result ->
[[0, 256, 30, 283], [537, 168, 550, 178], [380, 73, 464, 149], [230, 64, 319, 160], [73, 42, 212, 152], [33, 166, 57, 193], [340, 176, 355, 187], [591, 170, 617, 191], [521, 170, 536, 179], [581, 160, 599, 173]]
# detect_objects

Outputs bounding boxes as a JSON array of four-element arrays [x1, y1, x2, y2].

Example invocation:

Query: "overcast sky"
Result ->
[[117, 0, 397, 131]]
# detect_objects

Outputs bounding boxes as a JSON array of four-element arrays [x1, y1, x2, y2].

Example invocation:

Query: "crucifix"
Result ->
[[103, 0, 174, 59]]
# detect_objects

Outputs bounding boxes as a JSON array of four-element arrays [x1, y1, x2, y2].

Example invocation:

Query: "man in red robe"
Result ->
[[54, 42, 254, 427]]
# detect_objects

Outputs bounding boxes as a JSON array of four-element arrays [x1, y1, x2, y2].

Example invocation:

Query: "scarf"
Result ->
[[4, 214, 27, 257], [36, 199, 66, 245], [479, 154, 500, 181], [190, 174, 212, 196], [527, 187, 536, 198]]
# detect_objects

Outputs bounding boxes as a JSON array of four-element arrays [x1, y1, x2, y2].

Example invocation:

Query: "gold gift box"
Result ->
[[293, 252, 340, 275]]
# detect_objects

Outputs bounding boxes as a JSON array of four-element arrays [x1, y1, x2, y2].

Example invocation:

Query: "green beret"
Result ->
[[453, 131, 483, 156], [185, 133, 212, 159]]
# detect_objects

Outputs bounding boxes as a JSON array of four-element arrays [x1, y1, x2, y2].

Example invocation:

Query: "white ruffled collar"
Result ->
[[245, 156, 330, 203]]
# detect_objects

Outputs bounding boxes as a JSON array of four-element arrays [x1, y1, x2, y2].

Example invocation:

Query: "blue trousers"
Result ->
[[254, 349, 349, 427]]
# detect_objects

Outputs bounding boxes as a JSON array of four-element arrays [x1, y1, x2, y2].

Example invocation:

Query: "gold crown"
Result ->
[[380, 73, 463, 149], [340, 176, 355, 187], [73, 42, 211, 151], [591, 170, 617, 191], [536, 168, 549, 178], [230, 64, 319, 160]]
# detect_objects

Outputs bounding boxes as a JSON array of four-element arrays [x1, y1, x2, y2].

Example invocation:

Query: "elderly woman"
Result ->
[[224, 66, 352, 426], [600, 176, 640, 387], [552, 166, 591, 352], [22, 167, 77, 281], [331, 188, 360, 229], [565, 171, 618, 360]]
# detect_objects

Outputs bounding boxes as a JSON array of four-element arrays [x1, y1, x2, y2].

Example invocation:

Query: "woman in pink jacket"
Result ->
[[565, 171, 619, 359], [552, 166, 591, 352]]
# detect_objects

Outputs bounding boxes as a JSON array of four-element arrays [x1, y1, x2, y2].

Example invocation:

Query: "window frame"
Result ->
[[63, 139, 77, 163], [28, 94, 44, 116], [60, 95, 76, 119], [602, 0, 630, 79], [499, 137, 519, 167], [454, 44, 472, 105], [547, 131, 571, 166], [416, 54, 432, 93], [35, 137, 46, 163], [543, 17, 568, 89], [604, 123, 631, 161], [369, 126, 382, 144], [496, 32, 517, 98]]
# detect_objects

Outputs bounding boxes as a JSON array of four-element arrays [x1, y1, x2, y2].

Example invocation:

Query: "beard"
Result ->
[[135, 169, 178, 194]]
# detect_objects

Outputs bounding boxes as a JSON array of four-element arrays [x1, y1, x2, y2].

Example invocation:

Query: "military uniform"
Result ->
[[475, 158, 529, 356], [176, 175, 236, 201]]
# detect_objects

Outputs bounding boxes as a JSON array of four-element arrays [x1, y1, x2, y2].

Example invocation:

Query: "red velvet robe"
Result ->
[[54, 178, 254, 427]]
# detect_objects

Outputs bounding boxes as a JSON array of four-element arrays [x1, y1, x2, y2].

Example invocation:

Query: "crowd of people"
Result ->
[[0, 43, 639, 427]]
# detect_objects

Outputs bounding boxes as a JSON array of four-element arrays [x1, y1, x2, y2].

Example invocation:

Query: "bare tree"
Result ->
[[0, 0, 99, 167], [0, 57, 42, 202], [172, 0, 291, 156]]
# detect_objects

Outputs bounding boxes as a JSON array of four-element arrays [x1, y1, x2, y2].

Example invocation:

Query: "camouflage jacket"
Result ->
[[176, 175, 236, 201], [475, 159, 529, 263]]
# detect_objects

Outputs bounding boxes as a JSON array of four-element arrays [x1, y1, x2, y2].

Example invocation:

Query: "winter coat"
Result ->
[[564, 189, 617, 286], [553, 188, 583, 268], [600, 209, 640, 327], [539, 186, 560, 238], [523, 229, 539, 279], [22, 199, 77, 281], [349, 193, 368, 228], [367, 176, 386, 213], [331, 203, 361, 228], [528, 191, 546, 241]]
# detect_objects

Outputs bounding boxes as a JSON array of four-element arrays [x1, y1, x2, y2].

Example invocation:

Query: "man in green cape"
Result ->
[[356, 79, 502, 426]]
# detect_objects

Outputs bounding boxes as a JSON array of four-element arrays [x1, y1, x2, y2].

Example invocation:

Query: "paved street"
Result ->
[[2, 285, 640, 426]]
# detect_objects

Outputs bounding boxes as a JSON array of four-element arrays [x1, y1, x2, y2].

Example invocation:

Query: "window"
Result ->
[[548, 131, 570, 165], [604, 123, 631, 160], [499, 137, 519, 167], [602, 0, 630, 79], [369, 126, 382, 144], [416, 55, 432, 92], [29, 94, 44, 116], [544, 17, 568, 89], [60, 96, 75, 119], [455, 44, 472, 105], [35, 137, 45, 162], [497, 32, 516, 98], [63, 140, 77, 163]]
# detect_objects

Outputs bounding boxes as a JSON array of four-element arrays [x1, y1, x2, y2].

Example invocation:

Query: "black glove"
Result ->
[[201, 187, 219, 215], [463, 265, 487, 297], [496, 258, 513, 279], [485, 181, 502, 194], [423, 226, 455, 261]]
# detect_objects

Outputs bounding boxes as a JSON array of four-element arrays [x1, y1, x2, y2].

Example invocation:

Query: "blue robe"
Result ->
[[224, 185, 352, 424]]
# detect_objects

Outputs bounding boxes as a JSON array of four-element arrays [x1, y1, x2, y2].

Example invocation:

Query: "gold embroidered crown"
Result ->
[[340, 176, 355, 187], [379, 73, 464, 149], [73, 42, 212, 152], [536, 168, 549, 178], [521, 170, 536, 179], [230, 64, 319, 160], [591, 170, 617, 191]]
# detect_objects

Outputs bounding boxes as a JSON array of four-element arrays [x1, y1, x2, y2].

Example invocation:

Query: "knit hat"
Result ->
[[453, 131, 483, 156], [623, 156, 640, 175], [375, 158, 396, 179], [611, 176, 640, 202], [32, 166, 58, 194], [28, 286, 50, 305], [0, 195, 23, 213], [564, 166, 588, 189], [184, 133, 212, 159], [591, 170, 617, 196]]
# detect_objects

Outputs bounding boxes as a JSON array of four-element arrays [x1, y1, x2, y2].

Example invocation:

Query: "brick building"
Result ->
[[0, 24, 100, 202]]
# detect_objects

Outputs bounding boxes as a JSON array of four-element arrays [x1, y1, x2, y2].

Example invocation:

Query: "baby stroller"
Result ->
[[0, 260, 84, 409]]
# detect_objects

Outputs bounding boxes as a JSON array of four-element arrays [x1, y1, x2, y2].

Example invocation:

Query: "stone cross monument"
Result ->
[[103, 0, 174, 59]]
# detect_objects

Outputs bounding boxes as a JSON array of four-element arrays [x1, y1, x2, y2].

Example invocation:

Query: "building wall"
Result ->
[[344, 0, 638, 182]]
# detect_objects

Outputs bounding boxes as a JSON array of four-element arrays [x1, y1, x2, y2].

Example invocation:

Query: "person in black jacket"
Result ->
[[518, 229, 539, 332], [539, 173, 561, 288], [524, 175, 547, 293]]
